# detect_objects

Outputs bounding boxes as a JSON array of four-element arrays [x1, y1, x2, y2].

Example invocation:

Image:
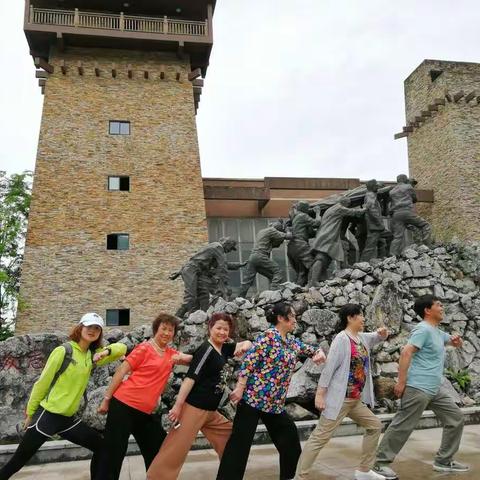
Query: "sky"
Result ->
[[1, 0, 479, 181]]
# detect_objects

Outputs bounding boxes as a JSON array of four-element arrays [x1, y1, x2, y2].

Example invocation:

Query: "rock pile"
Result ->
[[0, 241, 479, 443]]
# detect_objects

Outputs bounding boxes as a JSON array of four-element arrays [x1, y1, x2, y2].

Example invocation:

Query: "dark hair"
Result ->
[[265, 302, 293, 325], [208, 312, 235, 336], [413, 295, 440, 319], [69, 324, 103, 352], [337, 304, 363, 332], [152, 313, 180, 336]]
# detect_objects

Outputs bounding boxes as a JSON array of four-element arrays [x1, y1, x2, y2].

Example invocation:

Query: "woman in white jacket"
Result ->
[[295, 303, 389, 480]]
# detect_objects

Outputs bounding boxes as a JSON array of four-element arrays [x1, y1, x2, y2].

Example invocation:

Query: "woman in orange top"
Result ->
[[96, 313, 192, 480]]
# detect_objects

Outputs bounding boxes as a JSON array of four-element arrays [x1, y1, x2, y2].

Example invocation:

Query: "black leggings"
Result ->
[[97, 397, 166, 480], [0, 408, 102, 480], [216, 401, 301, 480]]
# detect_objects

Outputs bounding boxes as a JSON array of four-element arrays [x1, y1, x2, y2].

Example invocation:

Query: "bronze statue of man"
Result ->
[[360, 179, 387, 261], [238, 220, 291, 298], [309, 197, 365, 286], [389, 174, 431, 256], [174, 237, 238, 318], [287, 201, 320, 286]]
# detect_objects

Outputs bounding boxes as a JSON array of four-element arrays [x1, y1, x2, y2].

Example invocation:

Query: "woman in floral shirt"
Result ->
[[216, 302, 326, 480]]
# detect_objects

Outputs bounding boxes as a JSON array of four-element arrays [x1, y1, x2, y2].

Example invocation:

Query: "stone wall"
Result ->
[[16, 47, 208, 333], [2, 242, 479, 442], [404, 60, 480, 242]]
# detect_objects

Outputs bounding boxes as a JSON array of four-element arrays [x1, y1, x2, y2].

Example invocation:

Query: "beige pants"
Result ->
[[296, 399, 382, 479], [147, 402, 232, 480]]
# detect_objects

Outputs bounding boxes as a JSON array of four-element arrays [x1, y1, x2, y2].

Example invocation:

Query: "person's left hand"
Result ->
[[312, 349, 326, 365], [451, 335, 463, 348], [230, 385, 245, 405], [377, 327, 389, 339], [93, 349, 110, 363], [235, 341, 252, 357], [97, 398, 110, 415]]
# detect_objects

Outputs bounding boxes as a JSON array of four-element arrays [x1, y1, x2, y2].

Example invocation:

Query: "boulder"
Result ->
[[374, 377, 396, 400], [365, 278, 404, 334], [185, 310, 208, 325], [285, 403, 318, 421], [300, 309, 338, 337]]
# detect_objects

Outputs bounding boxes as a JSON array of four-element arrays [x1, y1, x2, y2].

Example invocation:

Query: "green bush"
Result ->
[[445, 368, 471, 393]]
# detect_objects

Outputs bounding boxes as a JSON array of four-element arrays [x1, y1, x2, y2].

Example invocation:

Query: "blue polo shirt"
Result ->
[[406, 321, 451, 396]]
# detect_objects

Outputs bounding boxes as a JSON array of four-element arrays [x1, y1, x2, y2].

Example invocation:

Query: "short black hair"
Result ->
[[265, 302, 293, 325], [337, 304, 363, 332], [413, 295, 440, 319]]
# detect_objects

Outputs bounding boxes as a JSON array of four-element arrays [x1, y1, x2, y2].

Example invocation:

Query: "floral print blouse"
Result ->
[[239, 327, 318, 414], [346, 338, 369, 399]]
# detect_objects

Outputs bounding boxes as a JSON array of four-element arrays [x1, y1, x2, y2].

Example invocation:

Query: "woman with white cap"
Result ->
[[0, 312, 127, 480]]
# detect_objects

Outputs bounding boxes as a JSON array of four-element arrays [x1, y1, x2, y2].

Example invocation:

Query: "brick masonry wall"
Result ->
[[405, 60, 480, 242], [16, 47, 208, 334]]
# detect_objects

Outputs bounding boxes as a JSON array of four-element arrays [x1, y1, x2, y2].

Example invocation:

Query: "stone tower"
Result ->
[[17, 1, 215, 333], [395, 60, 480, 242]]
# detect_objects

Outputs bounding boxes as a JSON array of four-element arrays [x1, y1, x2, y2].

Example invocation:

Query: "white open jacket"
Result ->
[[318, 330, 383, 420]]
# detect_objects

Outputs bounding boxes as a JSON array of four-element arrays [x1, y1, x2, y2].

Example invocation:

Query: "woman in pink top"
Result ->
[[96, 313, 192, 480]]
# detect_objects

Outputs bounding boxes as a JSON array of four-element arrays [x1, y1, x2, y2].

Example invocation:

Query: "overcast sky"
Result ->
[[1, 0, 479, 181]]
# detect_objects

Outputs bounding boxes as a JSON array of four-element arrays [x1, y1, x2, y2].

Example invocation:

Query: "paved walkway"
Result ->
[[9, 425, 480, 479]]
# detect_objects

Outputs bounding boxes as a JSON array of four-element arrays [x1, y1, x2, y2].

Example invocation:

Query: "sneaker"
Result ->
[[433, 460, 470, 473], [354, 470, 386, 480], [372, 465, 398, 480]]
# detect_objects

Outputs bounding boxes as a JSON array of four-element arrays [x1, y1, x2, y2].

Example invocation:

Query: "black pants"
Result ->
[[216, 401, 301, 480], [0, 408, 102, 480], [97, 397, 166, 480]]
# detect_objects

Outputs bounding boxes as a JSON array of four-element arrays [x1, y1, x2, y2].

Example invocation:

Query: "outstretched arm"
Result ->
[[172, 353, 193, 365], [97, 360, 132, 414], [169, 378, 196, 423], [234, 340, 253, 357]]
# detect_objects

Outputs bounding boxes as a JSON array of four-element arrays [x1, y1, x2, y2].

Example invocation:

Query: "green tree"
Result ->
[[0, 170, 32, 338]]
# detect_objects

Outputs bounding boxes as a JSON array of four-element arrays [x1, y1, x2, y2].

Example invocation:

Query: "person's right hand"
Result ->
[[23, 415, 32, 429], [394, 381, 406, 398], [315, 395, 325, 411], [97, 398, 110, 415], [168, 404, 182, 423]]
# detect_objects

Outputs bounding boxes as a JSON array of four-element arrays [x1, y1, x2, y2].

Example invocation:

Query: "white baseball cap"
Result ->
[[79, 313, 104, 328]]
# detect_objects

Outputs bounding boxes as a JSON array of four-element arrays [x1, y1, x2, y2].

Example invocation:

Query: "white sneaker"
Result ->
[[355, 470, 386, 480]]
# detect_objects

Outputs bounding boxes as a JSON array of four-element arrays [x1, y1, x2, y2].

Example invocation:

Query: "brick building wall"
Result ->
[[16, 47, 208, 334], [404, 60, 480, 242]]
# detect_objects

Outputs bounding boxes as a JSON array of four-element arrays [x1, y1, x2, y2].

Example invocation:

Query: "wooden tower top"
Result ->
[[24, 0, 216, 76]]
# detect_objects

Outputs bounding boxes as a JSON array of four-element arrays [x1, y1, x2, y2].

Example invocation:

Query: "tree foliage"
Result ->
[[0, 170, 32, 337]]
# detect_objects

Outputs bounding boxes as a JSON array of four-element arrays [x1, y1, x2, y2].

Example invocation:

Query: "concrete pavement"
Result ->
[[8, 425, 480, 479]]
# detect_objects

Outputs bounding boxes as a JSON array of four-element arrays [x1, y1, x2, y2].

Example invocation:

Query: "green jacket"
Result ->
[[26, 340, 127, 417]]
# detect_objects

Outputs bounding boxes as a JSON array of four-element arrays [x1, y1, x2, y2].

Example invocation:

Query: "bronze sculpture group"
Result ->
[[171, 175, 432, 317]]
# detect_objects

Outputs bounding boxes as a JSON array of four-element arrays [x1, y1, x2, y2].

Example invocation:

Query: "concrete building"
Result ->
[[395, 59, 480, 242]]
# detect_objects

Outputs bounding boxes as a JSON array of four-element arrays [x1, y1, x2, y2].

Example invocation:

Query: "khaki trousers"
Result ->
[[296, 399, 382, 479], [147, 403, 232, 480]]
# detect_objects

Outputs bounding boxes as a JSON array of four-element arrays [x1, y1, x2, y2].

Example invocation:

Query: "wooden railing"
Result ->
[[29, 7, 208, 37]]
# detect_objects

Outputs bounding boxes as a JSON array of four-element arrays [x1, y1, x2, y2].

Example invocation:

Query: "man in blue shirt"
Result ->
[[374, 295, 468, 479]]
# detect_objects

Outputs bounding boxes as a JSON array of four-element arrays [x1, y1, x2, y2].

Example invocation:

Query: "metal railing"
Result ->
[[30, 7, 208, 37]]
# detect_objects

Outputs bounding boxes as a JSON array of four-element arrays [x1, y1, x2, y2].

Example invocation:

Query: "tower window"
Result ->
[[429, 70, 443, 82], [107, 234, 130, 250], [109, 121, 130, 135], [106, 309, 130, 326], [108, 176, 130, 191]]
